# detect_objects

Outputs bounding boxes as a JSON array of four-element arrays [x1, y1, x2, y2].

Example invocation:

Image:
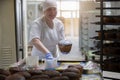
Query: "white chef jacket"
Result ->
[[29, 17, 65, 60]]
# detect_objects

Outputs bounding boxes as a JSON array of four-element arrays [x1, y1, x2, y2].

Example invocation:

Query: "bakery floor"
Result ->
[[58, 37, 120, 80]]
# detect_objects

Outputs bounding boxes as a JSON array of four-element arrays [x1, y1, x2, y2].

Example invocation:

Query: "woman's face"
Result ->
[[44, 7, 57, 20]]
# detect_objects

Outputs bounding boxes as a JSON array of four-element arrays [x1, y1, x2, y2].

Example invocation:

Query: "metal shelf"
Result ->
[[96, 7, 120, 9], [94, 0, 120, 78], [96, 0, 120, 2]]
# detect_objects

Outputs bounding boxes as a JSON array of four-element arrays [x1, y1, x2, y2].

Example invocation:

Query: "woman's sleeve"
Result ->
[[58, 22, 65, 41], [29, 22, 41, 44]]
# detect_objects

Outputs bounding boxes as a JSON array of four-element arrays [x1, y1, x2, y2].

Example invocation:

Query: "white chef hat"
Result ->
[[42, 0, 57, 11]]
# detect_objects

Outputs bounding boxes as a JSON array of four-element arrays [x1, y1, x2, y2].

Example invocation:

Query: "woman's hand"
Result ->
[[45, 53, 53, 59]]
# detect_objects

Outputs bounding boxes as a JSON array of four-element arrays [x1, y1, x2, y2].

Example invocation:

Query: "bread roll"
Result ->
[[9, 67, 25, 74], [58, 40, 72, 54], [64, 67, 80, 74], [64, 67, 82, 77], [0, 68, 10, 76], [0, 74, 7, 80], [6, 74, 25, 80], [31, 74, 49, 79], [62, 72, 79, 80], [58, 44, 72, 54], [31, 78, 48, 80], [43, 70, 60, 78], [28, 70, 43, 75], [17, 71, 31, 79], [51, 76, 69, 80], [68, 65, 83, 73]]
